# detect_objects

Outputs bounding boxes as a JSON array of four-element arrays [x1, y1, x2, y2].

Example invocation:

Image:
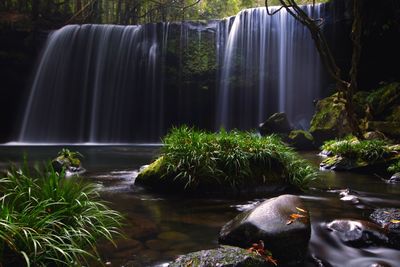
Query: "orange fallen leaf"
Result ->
[[390, 219, 400, 224], [296, 207, 306, 213], [290, 213, 306, 219]]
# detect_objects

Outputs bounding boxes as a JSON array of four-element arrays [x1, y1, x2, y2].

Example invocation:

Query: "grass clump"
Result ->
[[321, 137, 390, 162], [388, 160, 400, 174], [139, 126, 317, 191], [0, 161, 122, 266]]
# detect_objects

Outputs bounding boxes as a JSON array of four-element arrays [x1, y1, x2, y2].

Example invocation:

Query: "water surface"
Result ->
[[0, 146, 399, 266]]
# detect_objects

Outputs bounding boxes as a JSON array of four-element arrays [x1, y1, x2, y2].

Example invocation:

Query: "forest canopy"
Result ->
[[0, 0, 329, 27]]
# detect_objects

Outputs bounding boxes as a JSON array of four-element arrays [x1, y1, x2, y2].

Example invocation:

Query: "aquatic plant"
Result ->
[[140, 126, 317, 191], [0, 162, 122, 266]]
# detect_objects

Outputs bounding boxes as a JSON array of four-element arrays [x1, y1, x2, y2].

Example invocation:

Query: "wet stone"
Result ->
[[388, 173, 400, 184], [219, 194, 311, 266], [370, 208, 400, 249], [169, 245, 273, 267], [326, 219, 389, 248]]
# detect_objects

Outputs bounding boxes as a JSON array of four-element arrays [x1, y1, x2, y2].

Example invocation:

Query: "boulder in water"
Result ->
[[259, 112, 292, 136], [370, 208, 400, 249], [287, 130, 315, 150], [169, 245, 274, 267], [218, 194, 311, 266], [326, 219, 389, 248], [388, 173, 400, 184], [52, 148, 86, 176]]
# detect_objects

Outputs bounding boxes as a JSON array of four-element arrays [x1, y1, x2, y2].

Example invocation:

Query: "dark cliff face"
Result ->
[[322, 0, 400, 90], [0, 28, 38, 142]]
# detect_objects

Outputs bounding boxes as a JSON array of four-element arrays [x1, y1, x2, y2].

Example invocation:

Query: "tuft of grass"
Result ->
[[157, 126, 317, 190], [321, 137, 390, 162], [388, 160, 400, 174], [0, 161, 122, 266]]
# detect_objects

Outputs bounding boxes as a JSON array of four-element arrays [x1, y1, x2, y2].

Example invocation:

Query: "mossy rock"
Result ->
[[309, 93, 352, 145], [287, 130, 315, 150], [169, 245, 273, 267], [367, 121, 400, 139], [135, 127, 316, 195], [366, 82, 400, 119], [319, 140, 400, 172], [259, 112, 292, 136], [136, 157, 291, 196]]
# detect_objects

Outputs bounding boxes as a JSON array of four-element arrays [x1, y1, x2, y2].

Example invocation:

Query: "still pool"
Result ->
[[0, 146, 399, 266]]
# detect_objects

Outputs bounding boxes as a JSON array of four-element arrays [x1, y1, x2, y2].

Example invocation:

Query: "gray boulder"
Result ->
[[218, 194, 310, 266], [259, 112, 292, 136], [169, 245, 273, 267], [326, 219, 389, 247]]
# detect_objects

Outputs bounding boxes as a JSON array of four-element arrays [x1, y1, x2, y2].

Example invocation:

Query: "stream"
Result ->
[[0, 145, 399, 267]]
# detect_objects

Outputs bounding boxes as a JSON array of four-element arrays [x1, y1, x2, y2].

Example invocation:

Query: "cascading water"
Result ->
[[17, 5, 328, 143], [216, 5, 324, 130]]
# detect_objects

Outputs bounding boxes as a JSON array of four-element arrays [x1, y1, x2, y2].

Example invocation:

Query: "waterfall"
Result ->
[[216, 5, 324, 130], [17, 5, 327, 143]]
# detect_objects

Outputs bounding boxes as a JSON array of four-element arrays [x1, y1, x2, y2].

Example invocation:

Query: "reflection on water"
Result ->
[[0, 147, 399, 266]]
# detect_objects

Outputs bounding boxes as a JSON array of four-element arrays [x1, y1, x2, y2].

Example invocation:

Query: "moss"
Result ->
[[309, 93, 352, 144], [366, 82, 400, 118], [169, 246, 269, 267], [138, 156, 165, 178], [386, 106, 400, 122]]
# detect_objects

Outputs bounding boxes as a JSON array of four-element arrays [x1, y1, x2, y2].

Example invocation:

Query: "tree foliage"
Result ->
[[0, 0, 328, 26]]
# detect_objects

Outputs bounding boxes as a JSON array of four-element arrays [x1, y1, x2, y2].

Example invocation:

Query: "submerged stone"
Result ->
[[218, 195, 310, 266], [326, 219, 389, 248], [169, 245, 273, 267]]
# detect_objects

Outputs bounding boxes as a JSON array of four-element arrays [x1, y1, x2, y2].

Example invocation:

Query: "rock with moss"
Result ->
[[169, 245, 273, 267], [309, 93, 352, 146], [52, 148, 85, 176], [259, 112, 292, 136], [287, 130, 315, 150], [370, 208, 400, 249], [135, 127, 317, 195], [363, 131, 387, 141], [366, 121, 400, 140], [319, 138, 400, 171], [366, 82, 400, 120], [219, 195, 311, 266]]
